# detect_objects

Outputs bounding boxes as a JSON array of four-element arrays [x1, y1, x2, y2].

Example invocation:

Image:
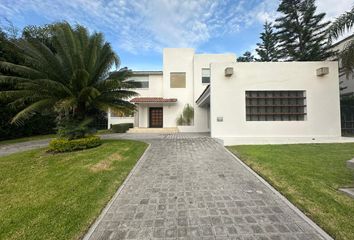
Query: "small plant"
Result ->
[[48, 135, 101, 153], [176, 104, 194, 126], [56, 117, 96, 140]]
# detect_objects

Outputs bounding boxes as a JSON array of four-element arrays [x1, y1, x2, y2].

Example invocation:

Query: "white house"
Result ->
[[108, 48, 342, 145]]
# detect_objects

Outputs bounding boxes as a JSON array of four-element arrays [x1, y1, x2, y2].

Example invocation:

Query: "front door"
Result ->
[[149, 107, 163, 128]]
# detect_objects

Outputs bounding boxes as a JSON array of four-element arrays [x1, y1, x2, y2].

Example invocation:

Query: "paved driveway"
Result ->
[[85, 134, 330, 240]]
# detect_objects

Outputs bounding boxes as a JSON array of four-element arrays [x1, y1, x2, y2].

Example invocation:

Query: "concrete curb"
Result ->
[[224, 146, 333, 240], [82, 143, 151, 240]]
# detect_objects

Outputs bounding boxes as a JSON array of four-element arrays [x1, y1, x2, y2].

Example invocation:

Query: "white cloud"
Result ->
[[0, 0, 270, 53], [1, 0, 353, 53], [317, 0, 354, 21]]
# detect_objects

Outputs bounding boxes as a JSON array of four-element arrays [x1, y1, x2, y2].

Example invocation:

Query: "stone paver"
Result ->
[[85, 134, 330, 240]]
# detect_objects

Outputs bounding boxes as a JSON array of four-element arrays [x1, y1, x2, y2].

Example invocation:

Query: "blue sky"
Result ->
[[0, 0, 352, 70]]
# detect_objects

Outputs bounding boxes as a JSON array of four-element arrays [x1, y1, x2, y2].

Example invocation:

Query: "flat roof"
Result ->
[[331, 34, 354, 48], [132, 71, 162, 76]]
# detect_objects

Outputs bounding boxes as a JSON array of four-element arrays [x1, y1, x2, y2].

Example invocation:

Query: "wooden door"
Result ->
[[149, 108, 163, 128]]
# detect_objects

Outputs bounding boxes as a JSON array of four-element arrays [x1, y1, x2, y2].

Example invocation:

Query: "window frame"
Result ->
[[170, 72, 186, 88], [201, 68, 211, 84], [125, 76, 149, 89]]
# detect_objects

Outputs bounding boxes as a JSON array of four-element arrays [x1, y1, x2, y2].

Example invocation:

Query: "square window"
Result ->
[[170, 72, 186, 88], [202, 68, 210, 84]]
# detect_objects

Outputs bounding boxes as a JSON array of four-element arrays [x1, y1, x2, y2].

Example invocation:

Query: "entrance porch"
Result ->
[[130, 97, 178, 129]]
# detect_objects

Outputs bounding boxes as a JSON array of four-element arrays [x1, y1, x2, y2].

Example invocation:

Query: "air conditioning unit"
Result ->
[[225, 67, 233, 77], [316, 67, 329, 76]]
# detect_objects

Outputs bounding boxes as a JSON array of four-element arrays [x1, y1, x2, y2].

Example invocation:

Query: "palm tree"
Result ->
[[328, 6, 354, 77], [0, 22, 137, 139]]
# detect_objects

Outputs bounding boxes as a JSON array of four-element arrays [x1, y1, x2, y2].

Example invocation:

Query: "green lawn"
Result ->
[[228, 143, 354, 240], [0, 140, 147, 240]]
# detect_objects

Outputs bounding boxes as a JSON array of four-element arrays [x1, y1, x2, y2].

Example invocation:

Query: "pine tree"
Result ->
[[237, 51, 255, 62], [275, 0, 333, 61], [256, 21, 280, 61]]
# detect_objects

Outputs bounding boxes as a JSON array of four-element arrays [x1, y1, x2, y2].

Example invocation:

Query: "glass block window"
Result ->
[[202, 68, 210, 83], [246, 91, 306, 121], [170, 72, 186, 88]]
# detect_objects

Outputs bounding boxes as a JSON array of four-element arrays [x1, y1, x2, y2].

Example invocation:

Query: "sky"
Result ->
[[0, 0, 353, 70]]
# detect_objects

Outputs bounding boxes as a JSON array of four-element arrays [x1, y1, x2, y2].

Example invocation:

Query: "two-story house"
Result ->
[[108, 48, 342, 145]]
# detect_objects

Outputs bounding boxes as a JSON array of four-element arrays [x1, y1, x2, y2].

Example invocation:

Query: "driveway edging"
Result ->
[[223, 146, 333, 240], [82, 143, 152, 240]]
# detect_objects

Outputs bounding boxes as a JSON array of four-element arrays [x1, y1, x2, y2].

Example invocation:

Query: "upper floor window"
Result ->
[[202, 68, 210, 84], [125, 76, 149, 89], [170, 72, 186, 88], [245, 90, 306, 121]]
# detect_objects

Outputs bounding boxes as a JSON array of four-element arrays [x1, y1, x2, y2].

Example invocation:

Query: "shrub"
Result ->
[[110, 123, 133, 133], [176, 104, 194, 126], [48, 136, 102, 153]]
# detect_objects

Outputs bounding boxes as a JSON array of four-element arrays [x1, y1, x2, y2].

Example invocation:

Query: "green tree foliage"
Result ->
[[0, 26, 56, 140], [237, 51, 255, 62], [22, 24, 57, 51], [328, 6, 354, 41], [256, 21, 281, 62], [328, 6, 354, 77], [0, 22, 137, 139], [275, 0, 333, 61]]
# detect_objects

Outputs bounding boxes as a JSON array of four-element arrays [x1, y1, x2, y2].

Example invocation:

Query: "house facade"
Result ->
[[108, 48, 342, 145]]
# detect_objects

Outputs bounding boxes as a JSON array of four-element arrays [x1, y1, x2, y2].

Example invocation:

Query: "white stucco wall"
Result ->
[[192, 53, 235, 132], [162, 48, 195, 128], [210, 61, 341, 145], [132, 74, 163, 97]]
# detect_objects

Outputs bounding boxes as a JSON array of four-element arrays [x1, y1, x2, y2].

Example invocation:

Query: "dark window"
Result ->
[[128, 81, 149, 88], [245, 91, 306, 121], [125, 76, 149, 89], [202, 68, 210, 83]]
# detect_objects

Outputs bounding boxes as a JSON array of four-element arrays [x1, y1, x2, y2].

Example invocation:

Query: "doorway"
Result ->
[[149, 107, 163, 128]]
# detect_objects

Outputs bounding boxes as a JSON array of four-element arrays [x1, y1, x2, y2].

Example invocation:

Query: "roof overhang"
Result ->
[[130, 97, 177, 104], [196, 85, 210, 107], [132, 71, 163, 76]]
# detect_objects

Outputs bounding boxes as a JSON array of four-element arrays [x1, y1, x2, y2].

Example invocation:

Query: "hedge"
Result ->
[[110, 123, 133, 133], [48, 136, 102, 153]]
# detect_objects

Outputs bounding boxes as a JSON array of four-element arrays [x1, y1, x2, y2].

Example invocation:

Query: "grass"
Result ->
[[228, 143, 354, 240], [0, 140, 148, 240], [0, 130, 114, 146]]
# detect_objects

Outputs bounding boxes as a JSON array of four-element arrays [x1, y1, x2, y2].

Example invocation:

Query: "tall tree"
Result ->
[[237, 51, 255, 62], [0, 23, 137, 139], [275, 0, 332, 61], [328, 6, 354, 77], [256, 21, 281, 61]]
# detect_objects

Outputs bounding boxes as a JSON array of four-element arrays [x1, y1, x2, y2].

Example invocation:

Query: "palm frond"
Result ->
[[340, 40, 354, 77], [0, 61, 46, 79], [11, 99, 56, 125], [328, 7, 354, 41]]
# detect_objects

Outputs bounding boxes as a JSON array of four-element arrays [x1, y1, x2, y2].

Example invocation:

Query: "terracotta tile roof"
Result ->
[[130, 97, 177, 103]]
